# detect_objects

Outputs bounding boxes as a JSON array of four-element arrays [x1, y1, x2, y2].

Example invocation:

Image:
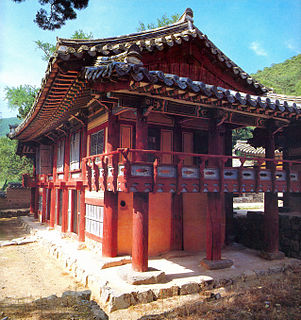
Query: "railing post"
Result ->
[[92, 158, 99, 191]]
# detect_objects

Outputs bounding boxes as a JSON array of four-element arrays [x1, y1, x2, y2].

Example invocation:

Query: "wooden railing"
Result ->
[[82, 149, 301, 194]]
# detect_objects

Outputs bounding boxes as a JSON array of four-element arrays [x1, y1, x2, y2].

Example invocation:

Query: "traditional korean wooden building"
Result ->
[[10, 9, 301, 271]]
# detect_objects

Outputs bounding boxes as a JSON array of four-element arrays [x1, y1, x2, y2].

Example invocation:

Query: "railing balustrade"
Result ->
[[81, 148, 301, 194]]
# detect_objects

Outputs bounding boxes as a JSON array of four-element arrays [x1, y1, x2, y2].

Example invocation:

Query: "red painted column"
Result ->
[[78, 189, 86, 242], [132, 192, 149, 272], [171, 193, 183, 250], [206, 193, 222, 260], [102, 191, 118, 257], [62, 135, 70, 233], [49, 188, 56, 228], [102, 111, 119, 255], [201, 119, 233, 269], [131, 108, 149, 271], [50, 144, 57, 228], [135, 108, 148, 162], [171, 119, 183, 250], [42, 188, 47, 223], [262, 126, 283, 259], [206, 118, 224, 261], [225, 126, 234, 245]]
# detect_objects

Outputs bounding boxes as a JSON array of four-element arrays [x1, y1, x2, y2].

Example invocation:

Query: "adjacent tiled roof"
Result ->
[[83, 62, 301, 118], [234, 140, 282, 157]]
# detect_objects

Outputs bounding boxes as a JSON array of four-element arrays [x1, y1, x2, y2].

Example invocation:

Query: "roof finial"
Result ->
[[178, 8, 194, 29]]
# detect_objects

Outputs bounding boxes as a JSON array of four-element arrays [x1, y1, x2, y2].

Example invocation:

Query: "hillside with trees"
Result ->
[[251, 54, 301, 96], [233, 55, 301, 146]]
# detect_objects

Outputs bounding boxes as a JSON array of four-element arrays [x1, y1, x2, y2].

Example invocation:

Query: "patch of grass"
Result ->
[[139, 267, 301, 320]]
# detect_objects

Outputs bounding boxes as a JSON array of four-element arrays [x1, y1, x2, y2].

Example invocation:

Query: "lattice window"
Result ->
[[90, 129, 104, 156], [57, 140, 65, 172], [70, 131, 81, 171], [85, 204, 103, 238]]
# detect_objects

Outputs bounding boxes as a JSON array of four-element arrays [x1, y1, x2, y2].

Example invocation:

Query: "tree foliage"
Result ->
[[13, 0, 89, 30], [232, 127, 254, 148], [35, 29, 93, 61], [251, 55, 301, 96], [137, 13, 180, 31], [0, 137, 33, 185], [4, 85, 39, 119]]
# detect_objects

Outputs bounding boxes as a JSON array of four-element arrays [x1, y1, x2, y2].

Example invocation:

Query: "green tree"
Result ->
[[4, 85, 39, 119], [0, 137, 33, 186], [137, 13, 180, 31], [251, 55, 301, 96], [35, 29, 93, 61], [12, 0, 89, 30], [232, 127, 254, 148]]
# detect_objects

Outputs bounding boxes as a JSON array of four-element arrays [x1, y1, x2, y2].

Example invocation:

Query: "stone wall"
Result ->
[[0, 208, 30, 218], [0, 187, 30, 210], [234, 212, 301, 259]]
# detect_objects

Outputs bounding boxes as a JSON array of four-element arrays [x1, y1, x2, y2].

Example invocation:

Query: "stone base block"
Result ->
[[118, 264, 166, 285], [260, 251, 285, 260], [201, 258, 233, 270]]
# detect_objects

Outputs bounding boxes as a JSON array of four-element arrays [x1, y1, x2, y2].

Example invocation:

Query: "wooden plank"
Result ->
[[160, 129, 173, 164], [120, 124, 133, 161], [182, 132, 193, 165]]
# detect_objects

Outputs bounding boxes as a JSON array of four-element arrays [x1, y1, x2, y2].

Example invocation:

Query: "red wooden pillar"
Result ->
[[50, 144, 57, 228], [201, 118, 233, 269], [62, 135, 70, 233], [131, 108, 149, 272], [207, 118, 223, 260], [102, 111, 119, 256], [41, 188, 47, 223], [102, 192, 118, 257], [79, 189, 86, 242], [225, 126, 234, 244], [171, 193, 183, 250], [262, 126, 284, 260], [171, 119, 183, 250], [49, 187, 56, 228], [132, 192, 149, 272]]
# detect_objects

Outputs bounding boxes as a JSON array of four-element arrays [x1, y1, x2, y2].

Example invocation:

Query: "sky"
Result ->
[[0, 0, 300, 118]]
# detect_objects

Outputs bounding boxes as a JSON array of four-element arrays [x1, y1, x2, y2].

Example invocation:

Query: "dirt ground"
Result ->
[[0, 217, 97, 319], [0, 217, 300, 320]]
